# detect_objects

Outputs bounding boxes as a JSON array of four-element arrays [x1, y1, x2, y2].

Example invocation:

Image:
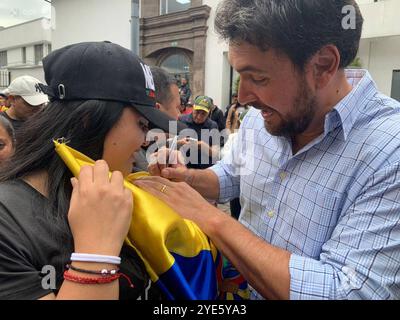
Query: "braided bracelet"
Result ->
[[64, 267, 135, 288], [66, 264, 119, 276], [63, 270, 120, 285]]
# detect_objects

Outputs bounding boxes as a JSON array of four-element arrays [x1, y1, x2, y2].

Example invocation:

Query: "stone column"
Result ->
[[192, 36, 206, 98], [141, 0, 159, 18], [140, 4, 211, 98]]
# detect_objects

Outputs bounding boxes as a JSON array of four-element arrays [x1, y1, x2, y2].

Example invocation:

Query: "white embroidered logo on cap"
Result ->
[[35, 83, 43, 93], [140, 63, 155, 91]]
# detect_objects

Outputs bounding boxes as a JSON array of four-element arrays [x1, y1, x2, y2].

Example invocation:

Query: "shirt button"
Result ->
[[267, 210, 275, 218], [279, 171, 287, 181]]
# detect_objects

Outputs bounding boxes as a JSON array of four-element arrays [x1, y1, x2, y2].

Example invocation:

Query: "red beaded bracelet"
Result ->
[[63, 270, 120, 285]]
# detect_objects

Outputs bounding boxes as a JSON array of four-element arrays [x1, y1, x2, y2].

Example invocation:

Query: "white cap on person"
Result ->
[[7, 75, 49, 106]]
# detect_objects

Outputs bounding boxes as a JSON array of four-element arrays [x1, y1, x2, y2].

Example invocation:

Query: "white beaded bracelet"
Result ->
[[71, 253, 121, 265]]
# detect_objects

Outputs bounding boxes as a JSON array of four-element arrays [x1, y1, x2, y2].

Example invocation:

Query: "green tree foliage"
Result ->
[[349, 57, 362, 68], [233, 75, 240, 94]]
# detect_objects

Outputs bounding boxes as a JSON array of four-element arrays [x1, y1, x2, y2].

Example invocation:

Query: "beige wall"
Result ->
[[9, 66, 46, 84], [203, 0, 230, 110], [358, 0, 400, 39], [358, 36, 400, 96], [0, 18, 51, 51], [52, 0, 131, 50]]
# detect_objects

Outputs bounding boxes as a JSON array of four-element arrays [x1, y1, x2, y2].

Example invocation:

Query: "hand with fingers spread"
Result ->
[[68, 160, 133, 256]]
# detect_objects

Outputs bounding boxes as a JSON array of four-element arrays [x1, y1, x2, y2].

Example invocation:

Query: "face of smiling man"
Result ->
[[228, 42, 319, 138]]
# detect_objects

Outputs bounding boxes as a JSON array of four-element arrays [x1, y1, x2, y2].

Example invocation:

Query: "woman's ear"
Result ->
[[310, 45, 340, 90]]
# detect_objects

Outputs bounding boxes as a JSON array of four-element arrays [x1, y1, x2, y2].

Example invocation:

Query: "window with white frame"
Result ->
[[34, 44, 44, 65], [21, 47, 26, 64], [160, 0, 190, 15], [0, 51, 7, 68]]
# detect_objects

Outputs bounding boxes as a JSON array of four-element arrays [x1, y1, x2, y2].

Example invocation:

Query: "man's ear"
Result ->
[[155, 102, 162, 110], [310, 45, 340, 90], [7, 95, 16, 106]]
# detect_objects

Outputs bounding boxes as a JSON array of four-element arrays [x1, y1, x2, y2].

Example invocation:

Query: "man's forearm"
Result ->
[[188, 168, 220, 200], [202, 208, 291, 300]]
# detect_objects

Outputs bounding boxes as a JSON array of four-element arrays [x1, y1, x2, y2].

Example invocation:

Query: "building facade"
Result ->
[[139, 0, 235, 110], [140, 0, 210, 101], [51, 0, 132, 51], [48, 0, 400, 105], [357, 0, 400, 100], [0, 18, 51, 89]]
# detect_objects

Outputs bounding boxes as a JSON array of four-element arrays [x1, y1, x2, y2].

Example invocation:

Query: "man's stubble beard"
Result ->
[[264, 81, 317, 138]]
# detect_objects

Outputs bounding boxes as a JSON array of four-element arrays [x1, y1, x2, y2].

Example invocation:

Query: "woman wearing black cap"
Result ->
[[0, 42, 183, 300]]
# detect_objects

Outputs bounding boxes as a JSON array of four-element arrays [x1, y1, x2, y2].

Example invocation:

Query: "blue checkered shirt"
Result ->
[[211, 70, 400, 300]]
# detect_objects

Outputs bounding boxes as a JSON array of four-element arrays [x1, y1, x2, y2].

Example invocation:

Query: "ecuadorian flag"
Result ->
[[54, 140, 248, 300]]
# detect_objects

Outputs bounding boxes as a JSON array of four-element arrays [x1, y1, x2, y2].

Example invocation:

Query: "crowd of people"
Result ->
[[0, 0, 399, 300], [0, 41, 241, 300]]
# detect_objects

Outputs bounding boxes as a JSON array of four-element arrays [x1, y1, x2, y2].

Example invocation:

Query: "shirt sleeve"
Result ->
[[210, 132, 242, 203], [0, 203, 53, 300], [289, 162, 400, 300]]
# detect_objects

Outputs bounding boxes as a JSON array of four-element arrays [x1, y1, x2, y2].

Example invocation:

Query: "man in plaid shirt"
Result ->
[[138, 0, 400, 299]]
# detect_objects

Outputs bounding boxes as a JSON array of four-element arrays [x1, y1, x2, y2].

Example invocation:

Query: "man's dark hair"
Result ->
[[150, 66, 178, 106], [215, 0, 364, 70]]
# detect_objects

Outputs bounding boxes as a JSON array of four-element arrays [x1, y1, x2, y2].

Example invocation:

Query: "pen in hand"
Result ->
[[167, 135, 178, 167]]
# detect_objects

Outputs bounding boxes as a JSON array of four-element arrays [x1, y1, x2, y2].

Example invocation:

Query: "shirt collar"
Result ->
[[325, 69, 378, 140]]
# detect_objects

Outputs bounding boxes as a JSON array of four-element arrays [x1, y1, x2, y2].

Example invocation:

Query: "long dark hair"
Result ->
[[0, 99, 126, 244]]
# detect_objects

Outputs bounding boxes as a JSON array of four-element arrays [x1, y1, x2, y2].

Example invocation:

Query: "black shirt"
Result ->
[[179, 84, 191, 104], [179, 114, 220, 170], [0, 179, 157, 300], [210, 106, 226, 132], [0, 111, 24, 133]]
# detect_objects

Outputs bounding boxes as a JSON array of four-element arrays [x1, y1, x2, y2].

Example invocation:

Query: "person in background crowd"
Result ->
[[224, 93, 239, 120], [179, 95, 221, 170], [133, 66, 184, 172], [179, 97, 193, 116], [0, 116, 15, 165], [0, 41, 183, 300], [0, 92, 10, 112], [179, 77, 191, 105], [140, 0, 400, 300], [151, 66, 181, 120], [0, 76, 48, 134], [225, 102, 250, 134], [209, 98, 226, 132]]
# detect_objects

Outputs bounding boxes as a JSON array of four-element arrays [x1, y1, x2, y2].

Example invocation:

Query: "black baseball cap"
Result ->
[[40, 41, 186, 133]]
